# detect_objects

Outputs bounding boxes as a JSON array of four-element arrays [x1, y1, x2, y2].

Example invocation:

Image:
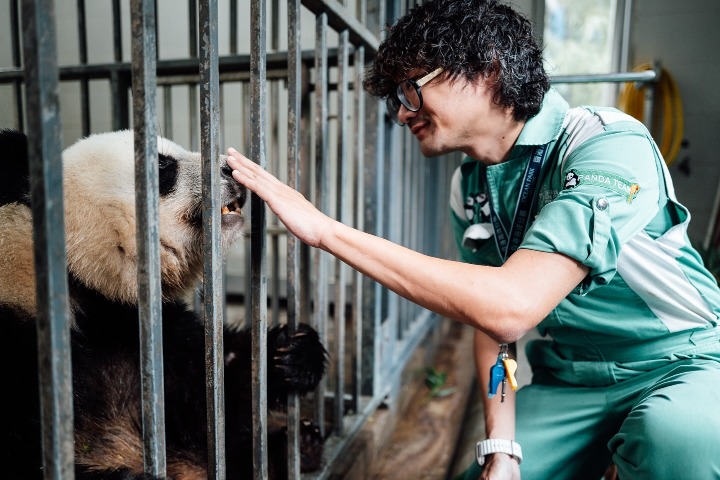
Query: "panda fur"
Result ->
[[0, 129, 327, 480]]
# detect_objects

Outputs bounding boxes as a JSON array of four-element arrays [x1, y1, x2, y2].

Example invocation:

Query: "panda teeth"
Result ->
[[222, 199, 243, 215]]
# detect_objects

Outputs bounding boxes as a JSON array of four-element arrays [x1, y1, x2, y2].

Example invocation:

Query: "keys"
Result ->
[[487, 356, 506, 399], [503, 358, 518, 391], [487, 344, 518, 402]]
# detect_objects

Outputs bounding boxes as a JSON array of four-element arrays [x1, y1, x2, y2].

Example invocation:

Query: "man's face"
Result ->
[[396, 72, 505, 159]]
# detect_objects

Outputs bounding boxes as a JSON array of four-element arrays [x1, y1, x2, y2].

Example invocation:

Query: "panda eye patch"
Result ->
[[157, 153, 179, 196]]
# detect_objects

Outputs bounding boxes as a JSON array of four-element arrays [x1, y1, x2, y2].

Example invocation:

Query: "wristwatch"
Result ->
[[476, 439, 523, 466]]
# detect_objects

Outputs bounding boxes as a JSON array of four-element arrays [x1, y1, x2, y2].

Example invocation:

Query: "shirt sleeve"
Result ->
[[520, 124, 664, 294]]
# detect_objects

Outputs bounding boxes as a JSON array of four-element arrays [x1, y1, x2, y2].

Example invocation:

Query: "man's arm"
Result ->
[[322, 219, 588, 342], [228, 149, 589, 343]]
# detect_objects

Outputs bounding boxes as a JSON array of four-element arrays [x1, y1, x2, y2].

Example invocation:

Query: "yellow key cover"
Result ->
[[503, 358, 518, 390]]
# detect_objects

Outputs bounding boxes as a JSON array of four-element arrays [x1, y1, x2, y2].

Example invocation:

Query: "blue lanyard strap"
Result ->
[[488, 144, 548, 261]]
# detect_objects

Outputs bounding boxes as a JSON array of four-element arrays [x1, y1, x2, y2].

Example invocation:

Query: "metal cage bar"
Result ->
[[199, 0, 226, 477], [312, 11, 330, 439], [21, 0, 74, 477], [351, 43, 366, 416], [130, 0, 167, 475], [249, 0, 269, 478], [10, 0, 24, 131], [333, 28, 350, 437], [286, 0, 303, 477]]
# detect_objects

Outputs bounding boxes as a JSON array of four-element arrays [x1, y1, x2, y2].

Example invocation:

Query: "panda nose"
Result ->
[[221, 165, 233, 178]]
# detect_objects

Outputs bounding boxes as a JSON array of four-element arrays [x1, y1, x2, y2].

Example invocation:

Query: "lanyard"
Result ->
[[487, 144, 548, 261], [485, 144, 548, 402]]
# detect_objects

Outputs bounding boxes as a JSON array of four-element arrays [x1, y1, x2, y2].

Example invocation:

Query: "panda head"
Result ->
[[61, 130, 247, 305], [0, 130, 247, 313]]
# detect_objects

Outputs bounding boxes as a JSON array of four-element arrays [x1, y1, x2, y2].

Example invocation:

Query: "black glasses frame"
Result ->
[[386, 67, 444, 125]]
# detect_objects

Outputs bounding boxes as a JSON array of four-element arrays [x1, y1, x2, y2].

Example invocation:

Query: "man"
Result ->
[[227, 0, 720, 478]]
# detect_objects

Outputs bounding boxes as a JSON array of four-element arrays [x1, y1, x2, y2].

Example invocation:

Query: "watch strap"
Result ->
[[475, 438, 523, 466]]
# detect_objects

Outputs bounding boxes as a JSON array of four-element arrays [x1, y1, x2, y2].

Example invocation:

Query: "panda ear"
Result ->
[[0, 129, 31, 206]]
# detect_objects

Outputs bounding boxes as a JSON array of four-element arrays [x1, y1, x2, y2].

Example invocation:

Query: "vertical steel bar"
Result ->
[[356, 0, 367, 25], [76, 0, 90, 135], [269, 0, 280, 326], [271, 0, 279, 51], [11, 0, 25, 129], [199, 0, 226, 478], [299, 63, 313, 332], [352, 44, 365, 413], [286, 0, 302, 476], [130, 0, 167, 475], [268, 0, 280, 329], [365, 102, 383, 396], [110, 0, 127, 130], [398, 130, 409, 332], [163, 86, 173, 138], [334, 29, 350, 436], [268, 0, 280, 326], [313, 11, 329, 438], [243, 83, 253, 323], [112, 0, 123, 62], [368, 0, 386, 397], [230, 0, 238, 54], [188, 0, 199, 151], [385, 123, 399, 352], [21, 1, 74, 478], [250, 0, 269, 478]]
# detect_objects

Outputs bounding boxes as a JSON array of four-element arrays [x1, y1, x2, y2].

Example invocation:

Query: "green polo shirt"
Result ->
[[450, 88, 720, 362]]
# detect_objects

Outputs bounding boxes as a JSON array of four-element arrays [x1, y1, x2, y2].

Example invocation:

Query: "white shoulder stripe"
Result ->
[[617, 227, 717, 332], [594, 109, 637, 126], [560, 108, 606, 171]]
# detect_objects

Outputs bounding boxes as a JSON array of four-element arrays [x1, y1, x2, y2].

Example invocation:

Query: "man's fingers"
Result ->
[[227, 149, 272, 179]]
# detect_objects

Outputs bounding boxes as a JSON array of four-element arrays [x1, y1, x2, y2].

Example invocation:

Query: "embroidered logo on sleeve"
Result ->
[[563, 169, 640, 204]]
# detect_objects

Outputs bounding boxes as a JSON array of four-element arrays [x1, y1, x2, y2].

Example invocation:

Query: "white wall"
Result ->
[[630, 0, 720, 245]]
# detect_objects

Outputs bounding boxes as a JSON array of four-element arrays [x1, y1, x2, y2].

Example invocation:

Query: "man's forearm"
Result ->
[[474, 329, 517, 439]]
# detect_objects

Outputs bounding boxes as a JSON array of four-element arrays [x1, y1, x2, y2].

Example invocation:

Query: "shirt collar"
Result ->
[[514, 87, 569, 147]]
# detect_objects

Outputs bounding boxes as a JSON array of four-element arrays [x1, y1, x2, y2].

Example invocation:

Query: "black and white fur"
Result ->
[[0, 130, 327, 480]]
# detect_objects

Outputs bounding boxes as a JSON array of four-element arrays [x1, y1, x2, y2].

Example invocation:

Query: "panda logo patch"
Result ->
[[564, 170, 580, 189]]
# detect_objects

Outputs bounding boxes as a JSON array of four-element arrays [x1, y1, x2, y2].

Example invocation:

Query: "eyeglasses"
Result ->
[[386, 67, 444, 125]]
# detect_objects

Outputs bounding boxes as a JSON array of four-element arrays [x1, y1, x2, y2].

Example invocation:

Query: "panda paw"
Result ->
[[299, 418, 324, 473], [268, 323, 327, 395], [267, 418, 324, 477]]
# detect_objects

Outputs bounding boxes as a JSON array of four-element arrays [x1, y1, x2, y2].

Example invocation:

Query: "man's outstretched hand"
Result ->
[[226, 147, 334, 249]]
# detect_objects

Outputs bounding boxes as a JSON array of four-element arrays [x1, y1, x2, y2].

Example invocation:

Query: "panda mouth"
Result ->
[[221, 199, 243, 216]]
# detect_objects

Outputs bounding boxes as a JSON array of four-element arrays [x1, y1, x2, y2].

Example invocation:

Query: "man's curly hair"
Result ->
[[363, 0, 549, 121]]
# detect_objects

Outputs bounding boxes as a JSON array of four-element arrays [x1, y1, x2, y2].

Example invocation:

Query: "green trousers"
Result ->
[[460, 330, 720, 480]]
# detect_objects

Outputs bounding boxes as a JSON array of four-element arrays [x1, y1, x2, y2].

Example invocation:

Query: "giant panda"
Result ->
[[0, 129, 327, 480]]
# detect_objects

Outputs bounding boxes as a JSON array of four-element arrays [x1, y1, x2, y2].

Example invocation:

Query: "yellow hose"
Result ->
[[617, 63, 684, 166]]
